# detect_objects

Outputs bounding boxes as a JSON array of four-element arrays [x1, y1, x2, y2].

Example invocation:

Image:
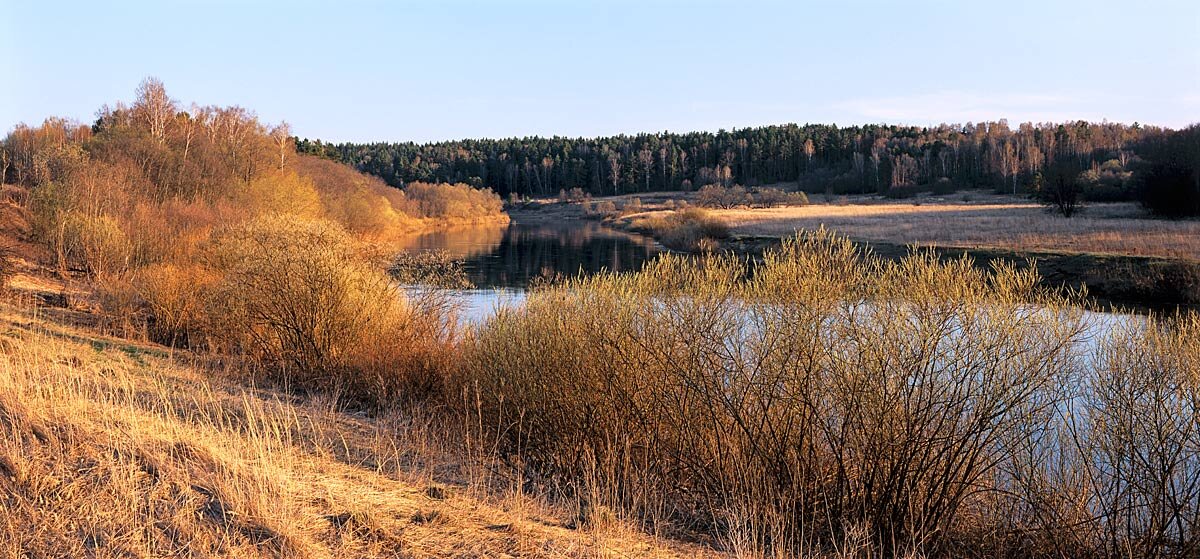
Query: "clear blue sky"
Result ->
[[3, 0, 1198, 142]]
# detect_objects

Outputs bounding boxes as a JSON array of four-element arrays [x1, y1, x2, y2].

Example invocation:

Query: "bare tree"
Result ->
[[134, 77, 175, 144], [270, 122, 292, 170], [0, 144, 9, 184], [607, 155, 621, 195], [638, 148, 653, 192]]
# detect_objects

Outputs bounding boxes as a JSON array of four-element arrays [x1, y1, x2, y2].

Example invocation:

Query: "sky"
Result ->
[[3, 0, 1199, 143]]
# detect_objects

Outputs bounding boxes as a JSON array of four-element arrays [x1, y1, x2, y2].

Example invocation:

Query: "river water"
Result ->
[[394, 219, 662, 321], [396, 220, 1138, 330]]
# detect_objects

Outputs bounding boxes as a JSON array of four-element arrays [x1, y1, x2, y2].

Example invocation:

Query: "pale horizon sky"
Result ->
[[4, 0, 1199, 143]]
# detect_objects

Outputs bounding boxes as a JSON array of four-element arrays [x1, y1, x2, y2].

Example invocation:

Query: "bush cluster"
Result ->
[[697, 184, 809, 208], [1, 81, 497, 404], [627, 207, 729, 251], [458, 231, 1200, 557]]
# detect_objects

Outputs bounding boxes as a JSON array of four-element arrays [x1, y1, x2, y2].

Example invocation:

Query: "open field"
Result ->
[[554, 189, 1200, 261], [712, 199, 1200, 261]]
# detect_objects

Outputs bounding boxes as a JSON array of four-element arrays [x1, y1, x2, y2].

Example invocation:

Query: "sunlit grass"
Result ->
[[0, 301, 713, 558], [715, 201, 1200, 259]]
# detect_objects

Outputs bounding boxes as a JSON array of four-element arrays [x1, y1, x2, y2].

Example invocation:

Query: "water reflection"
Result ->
[[399, 221, 661, 289], [397, 222, 1138, 330], [391, 222, 508, 261]]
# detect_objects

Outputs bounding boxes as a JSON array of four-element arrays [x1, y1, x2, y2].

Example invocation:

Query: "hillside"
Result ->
[[0, 81, 712, 558], [0, 187, 712, 557]]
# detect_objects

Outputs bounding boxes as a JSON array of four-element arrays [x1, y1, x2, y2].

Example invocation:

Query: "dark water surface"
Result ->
[[397, 220, 1135, 328], [399, 220, 661, 289], [396, 220, 661, 320]]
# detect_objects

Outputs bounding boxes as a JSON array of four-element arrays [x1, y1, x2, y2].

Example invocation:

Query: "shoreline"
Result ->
[[725, 234, 1200, 312], [509, 196, 1200, 311]]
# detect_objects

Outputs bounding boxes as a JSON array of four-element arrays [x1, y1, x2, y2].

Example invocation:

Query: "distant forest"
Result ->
[[296, 121, 1198, 207]]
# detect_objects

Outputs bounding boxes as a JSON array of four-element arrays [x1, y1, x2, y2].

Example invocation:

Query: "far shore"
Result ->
[[508, 189, 1200, 310]]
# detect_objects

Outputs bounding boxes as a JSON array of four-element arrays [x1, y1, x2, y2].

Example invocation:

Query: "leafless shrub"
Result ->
[[584, 200, 618, 218], [627, 208, 729, 251], [751, 187, 809, 207], [458, 230, 1200, 556], [389, 250, 473, 289], [205, 216, 457, 404], [697, 184, 751, 209]]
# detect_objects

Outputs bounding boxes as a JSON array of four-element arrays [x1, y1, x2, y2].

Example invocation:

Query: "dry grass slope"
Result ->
[[0, 302, 715, 558]]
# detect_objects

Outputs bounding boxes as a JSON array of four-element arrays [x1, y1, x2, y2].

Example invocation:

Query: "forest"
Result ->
[[298, 121, 1198, 211]]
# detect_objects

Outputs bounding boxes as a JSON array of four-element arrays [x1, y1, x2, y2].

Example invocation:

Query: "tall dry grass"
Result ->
[[0, 304, 708, 558], [458, 230, 1199, 557]]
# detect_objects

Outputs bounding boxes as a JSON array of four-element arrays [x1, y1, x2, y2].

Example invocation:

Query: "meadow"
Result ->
[[712, 197, 1200, 260], [0, 298, 712, 558]]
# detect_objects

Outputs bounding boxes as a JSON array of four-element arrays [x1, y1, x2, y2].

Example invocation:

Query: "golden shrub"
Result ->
[[460, 231, 1193, 556], [134, 263, 219, 347], [205, 215, 454, 403], [240, 171, 325, 220], [58, 212, 132, 278]]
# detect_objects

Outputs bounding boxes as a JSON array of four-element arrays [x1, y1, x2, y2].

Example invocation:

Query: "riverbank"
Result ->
[[521, 191, 1200, 309], [726, 235, 1200, 310], [0, 195, 714, 559]]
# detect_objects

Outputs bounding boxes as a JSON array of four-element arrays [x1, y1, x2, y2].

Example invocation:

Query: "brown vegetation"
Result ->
[[0, 80, 507, 399], [696, 184, 809, 209], [0, 243, 15, 289], [4, 79, 1198, 558], [621, 208, 730, 251], [458, 231, 1199, 557], [0, 302, 709, 558], [203, 216, 457, 404]]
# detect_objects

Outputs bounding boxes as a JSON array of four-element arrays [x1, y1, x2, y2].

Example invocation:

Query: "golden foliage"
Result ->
[[204, 216, 454, 404], [625, 207, 730, 251]]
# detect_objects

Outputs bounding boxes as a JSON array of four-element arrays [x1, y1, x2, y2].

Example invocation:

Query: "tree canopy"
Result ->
[[298, 120, 1188, 203]]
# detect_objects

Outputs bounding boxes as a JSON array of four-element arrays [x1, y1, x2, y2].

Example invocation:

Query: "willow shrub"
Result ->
[[205, 215, 456, 404], [460, 230, 1199, 557], [627, 207, 730, 251]]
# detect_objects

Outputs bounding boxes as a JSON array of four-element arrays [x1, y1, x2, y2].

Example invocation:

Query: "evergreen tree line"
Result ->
[[297, 121, 1198, 214]]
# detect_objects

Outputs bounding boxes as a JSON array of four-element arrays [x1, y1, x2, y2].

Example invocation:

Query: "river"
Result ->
[[396, 219, 1139, 330], [394, 219, 662, 321]]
